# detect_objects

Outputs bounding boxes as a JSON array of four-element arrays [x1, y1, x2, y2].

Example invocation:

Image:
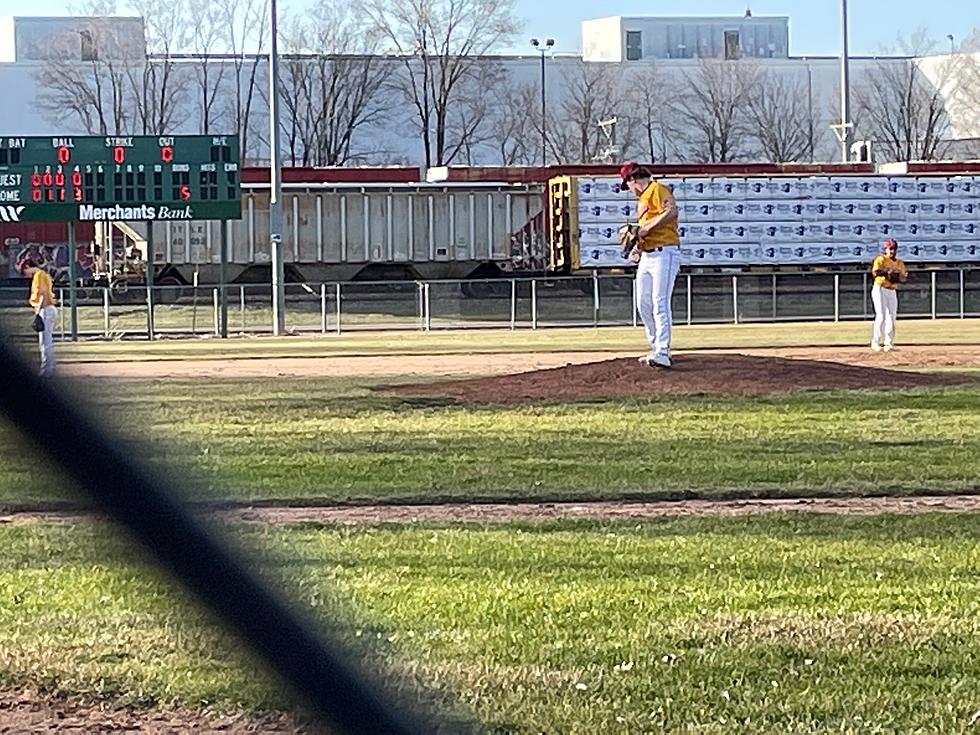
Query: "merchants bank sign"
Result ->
[[78, 203, 195, 221], [2, 199, 241, 222]]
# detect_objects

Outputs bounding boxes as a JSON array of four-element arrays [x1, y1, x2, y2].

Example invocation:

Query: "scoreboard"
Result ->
[[0, 135, 241, 223]]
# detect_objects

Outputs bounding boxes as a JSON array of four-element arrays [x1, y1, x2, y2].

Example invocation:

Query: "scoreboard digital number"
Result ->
[[0, 135, 241, 223]]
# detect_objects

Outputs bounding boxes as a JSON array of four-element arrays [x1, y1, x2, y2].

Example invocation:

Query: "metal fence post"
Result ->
[[509, 279, 516, 331], [592, 271, 599, 327], [58, 289, 66, 340], [191, 272, 199, 336], [103, 287, 110, 338], [960, 268, 965, 319], [213, 288, 219, 336], [239, 285, 246, 334], [632, 279, 638, 328], [424, 283, 431, 332], [732, 274, 739, 325], [531, 279, 538, 330], [417, 282, 425, 331], [771, 273, 777, 320], [862, 272, 868, 319], [931, 270, 937, 319], [833, 274, 840, 322], [686, 273, 692, 325], [320, 283, 327, 334], [335, 282, 342, 334]]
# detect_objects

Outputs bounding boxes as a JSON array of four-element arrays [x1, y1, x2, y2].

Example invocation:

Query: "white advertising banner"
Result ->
[[575, 174, 980, 269]]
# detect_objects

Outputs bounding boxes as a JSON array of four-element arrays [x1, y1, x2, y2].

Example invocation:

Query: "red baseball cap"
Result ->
[[619, 162, 650, 191]]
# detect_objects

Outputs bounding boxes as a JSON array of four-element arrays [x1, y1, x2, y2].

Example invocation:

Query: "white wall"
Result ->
[[586, 16, 790, 61], [0, 17, 14, 63], [0, 14, 972, 166], [0, 53, 918, 165], [917, 51, 980, 143], [10, 16, 146, 61], [581, 17, 623, 63]]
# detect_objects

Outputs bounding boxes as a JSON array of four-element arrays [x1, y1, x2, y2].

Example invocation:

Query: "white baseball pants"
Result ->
[[871, 284, 897, 347], [37, 305, 57, 377], [635, 247, 681, 359]]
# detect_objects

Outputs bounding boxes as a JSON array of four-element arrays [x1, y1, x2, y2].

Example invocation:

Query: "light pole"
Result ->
[[947, 34, 955, 54], [838, 0, 852, 163], [530, 37, 555, 167], [269, 0, 285, 335]]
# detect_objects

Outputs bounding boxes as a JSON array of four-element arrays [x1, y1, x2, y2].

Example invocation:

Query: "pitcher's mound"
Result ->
[[388, 353, 976, 405]]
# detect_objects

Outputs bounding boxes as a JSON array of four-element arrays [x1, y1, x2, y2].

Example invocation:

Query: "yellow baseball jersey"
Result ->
[[871, 255, 907, 290], [29, 269, 56, 309], [637, 181, 680, 250]]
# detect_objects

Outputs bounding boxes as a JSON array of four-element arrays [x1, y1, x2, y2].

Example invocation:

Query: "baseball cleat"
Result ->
[[883, 344, 893, 352], [870, 343, 882, 352], [651, 354, 672, 369]]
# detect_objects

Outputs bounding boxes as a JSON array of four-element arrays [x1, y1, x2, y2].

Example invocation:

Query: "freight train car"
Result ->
[[143, 180, 547, 286], [107, 163, 877, 287], [2, 162, 978, 295]]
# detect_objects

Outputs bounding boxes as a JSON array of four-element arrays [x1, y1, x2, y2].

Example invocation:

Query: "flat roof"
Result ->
[[587, 15, 790, 22]]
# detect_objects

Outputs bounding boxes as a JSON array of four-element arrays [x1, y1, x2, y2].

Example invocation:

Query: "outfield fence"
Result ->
[[2, 267, 979, 340]]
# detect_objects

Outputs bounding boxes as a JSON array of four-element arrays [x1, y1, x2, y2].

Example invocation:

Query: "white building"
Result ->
[[0, 14, 975, 166], [0, 15, 145, 62], [582, 13, 789, 62]]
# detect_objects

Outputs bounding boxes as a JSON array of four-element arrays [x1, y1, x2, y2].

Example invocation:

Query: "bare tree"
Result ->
[[744, 70, 815, 163], [625, 66, 680, 163], [34, 2, 137, 134], [217, 0, 269, 161], [668, 59, 757, 163], [277, 23, 314, 166], [126, 0, 192, 135], [364, 0, 517, 168], [486, 80, 538, 165], [852, 31, 952, 161], [187, 0, 229, 134], [276, 2, 395, 166], [548, 63, 633, 164]]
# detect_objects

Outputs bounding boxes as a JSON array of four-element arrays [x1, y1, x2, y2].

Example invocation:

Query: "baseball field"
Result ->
[[2, 319, 980, 733]]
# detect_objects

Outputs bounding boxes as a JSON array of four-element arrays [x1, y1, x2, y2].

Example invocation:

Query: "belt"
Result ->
[[643, 244, 680, 253]]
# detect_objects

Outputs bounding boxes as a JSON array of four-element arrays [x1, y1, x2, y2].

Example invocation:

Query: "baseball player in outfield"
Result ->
[[870, 238, 908, 352], [618, 162, 682, 369]]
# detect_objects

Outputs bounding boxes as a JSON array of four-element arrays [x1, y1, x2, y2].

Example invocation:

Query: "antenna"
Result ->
[[595, 117, 619, 163]]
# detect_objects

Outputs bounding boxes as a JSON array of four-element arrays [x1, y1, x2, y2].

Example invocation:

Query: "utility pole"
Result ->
[[837, 0, 852, 162], [269, 0, 285, 334]]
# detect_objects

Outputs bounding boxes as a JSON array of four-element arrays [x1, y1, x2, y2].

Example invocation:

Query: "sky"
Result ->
[[13, 0, 978, 56]]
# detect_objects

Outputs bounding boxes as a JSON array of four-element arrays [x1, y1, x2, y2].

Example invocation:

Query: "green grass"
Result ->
[[1, 514, 978, 732], [2, 378, 979, 508], [21, 318, 980, 364]]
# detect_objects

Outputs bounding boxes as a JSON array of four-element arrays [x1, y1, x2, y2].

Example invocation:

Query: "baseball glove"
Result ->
[[885, 269, 903, 284], [618, 224, 640, 260]]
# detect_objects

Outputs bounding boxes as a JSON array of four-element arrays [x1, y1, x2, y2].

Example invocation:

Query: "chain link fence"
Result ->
[[1, 268, 978, 340]]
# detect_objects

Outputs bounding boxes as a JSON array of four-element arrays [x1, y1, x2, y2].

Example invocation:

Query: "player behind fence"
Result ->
[[20, 254, 58, 376], [870, 238, 907, 352]]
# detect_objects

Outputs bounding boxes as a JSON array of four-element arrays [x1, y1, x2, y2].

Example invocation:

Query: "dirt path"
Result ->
[[0, 689, 312, 734], [57, 344, 980, 380], [58, 351, 636, 379], [4, 494, 980, 527]]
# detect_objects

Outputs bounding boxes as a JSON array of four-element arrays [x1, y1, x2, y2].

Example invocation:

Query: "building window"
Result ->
[[626, 30, 642, 61], [80, 29, 98, 61], [724, 30, 740, 60]]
